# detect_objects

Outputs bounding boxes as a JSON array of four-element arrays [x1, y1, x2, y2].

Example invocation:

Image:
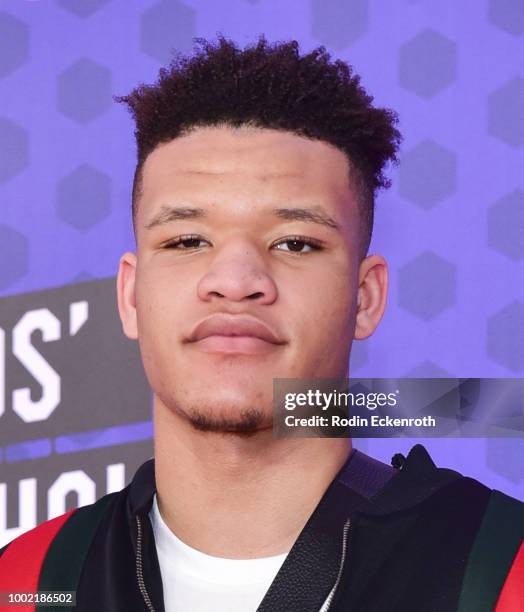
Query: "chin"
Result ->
[[172, 389, 268, 426], [186, 404, 273, 435]]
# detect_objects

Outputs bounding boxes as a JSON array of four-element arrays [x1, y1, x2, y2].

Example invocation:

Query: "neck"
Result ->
[[153, 397, 352, 559]]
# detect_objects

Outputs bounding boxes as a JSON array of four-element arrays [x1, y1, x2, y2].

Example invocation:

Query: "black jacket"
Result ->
[[0, 443, 523, 611]]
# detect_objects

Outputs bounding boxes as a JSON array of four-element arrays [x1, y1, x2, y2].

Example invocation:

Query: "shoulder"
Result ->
[[392, 444, 523, 522], [432, 469, 524, 529], [381, 445, 523, 573], [0, 491, 119, 588], [423, 467, 524, 545]]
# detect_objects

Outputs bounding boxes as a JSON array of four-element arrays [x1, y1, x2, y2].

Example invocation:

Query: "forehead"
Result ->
[[138, 126, 355, 222]]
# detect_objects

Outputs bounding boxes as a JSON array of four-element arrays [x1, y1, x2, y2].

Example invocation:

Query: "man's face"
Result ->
[[118, 125, 383, 433]]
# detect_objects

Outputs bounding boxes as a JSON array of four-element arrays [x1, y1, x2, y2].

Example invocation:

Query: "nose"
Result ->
[[196, 240, 277, 305]]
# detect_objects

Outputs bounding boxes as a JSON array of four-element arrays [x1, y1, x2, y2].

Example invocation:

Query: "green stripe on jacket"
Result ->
[[457, 489, 524, 612], [36, 493, 117, 612]]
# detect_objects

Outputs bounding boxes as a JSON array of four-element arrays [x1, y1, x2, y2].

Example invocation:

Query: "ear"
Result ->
[[116, 251, 138, 340], [354, 254, 388, 340]]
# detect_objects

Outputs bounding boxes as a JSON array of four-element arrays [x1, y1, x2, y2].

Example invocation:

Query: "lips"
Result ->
[[187, 314, 285, 345]]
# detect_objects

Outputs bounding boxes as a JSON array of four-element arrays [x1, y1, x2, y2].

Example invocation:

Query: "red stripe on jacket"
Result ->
[[495, 539, 524, 612], [0, 510, 76, 612]]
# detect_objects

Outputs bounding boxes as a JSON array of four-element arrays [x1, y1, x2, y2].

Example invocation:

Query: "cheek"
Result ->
[[136, 262, 190, 319], [134, 269, 180, 352], [308, 261, 355, 314], [284, 264, 356, 346], [313, 294, 355, 346]]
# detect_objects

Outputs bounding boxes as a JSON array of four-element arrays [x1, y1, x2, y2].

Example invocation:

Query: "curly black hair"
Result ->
[[116, 35, 401, 255]]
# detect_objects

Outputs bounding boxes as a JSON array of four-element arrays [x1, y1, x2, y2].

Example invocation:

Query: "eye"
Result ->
[[272, 236, 324, 254], [162, 235, 210, 250], [161, 234, 325, 254]]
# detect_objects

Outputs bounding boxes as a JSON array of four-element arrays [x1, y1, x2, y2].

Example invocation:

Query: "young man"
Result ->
[[0, 36, 522, 612]]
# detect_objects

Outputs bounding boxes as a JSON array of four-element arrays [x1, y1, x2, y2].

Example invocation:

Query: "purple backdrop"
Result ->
[[0, 0, 523, 500]]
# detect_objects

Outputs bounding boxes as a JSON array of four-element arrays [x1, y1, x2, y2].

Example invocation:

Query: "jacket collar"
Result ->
[[126, 443, 461, 520], [127, 456, 156, 519], [355, 443, 461, 516]]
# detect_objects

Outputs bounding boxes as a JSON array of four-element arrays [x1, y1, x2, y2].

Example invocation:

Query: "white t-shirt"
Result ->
[[149, 494, 288, 612]]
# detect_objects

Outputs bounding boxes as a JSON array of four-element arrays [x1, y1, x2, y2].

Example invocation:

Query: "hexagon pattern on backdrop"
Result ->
[[487, 301, 524, 373], [56, 0, 112, 19], [398, 29, 457, 99], [141, 1, 196, 64], [0, 11, 29, 78], [405, 360, 451, 378], [57, 58, 113, 124], [487, 190, 524, 261], [311, 0, 368, 50], [56, 164, 112, 232], [0, 1, 523, 499], [0, 117, 29, 184], [398, 140, 457, 209], [0, 225, 29, 290], [398, 251, 457, 321], [488, 77, 524, 147], [488, 0, 524, 36]]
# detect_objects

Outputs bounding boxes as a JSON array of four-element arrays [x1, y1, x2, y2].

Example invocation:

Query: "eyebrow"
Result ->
[[144, 206, 207, 229], [273, 207, 341, 231], [145, 204, 342, 232]]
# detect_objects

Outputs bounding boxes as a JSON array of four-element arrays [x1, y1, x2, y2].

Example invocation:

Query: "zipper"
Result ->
[[135, 511, 350, 612], [135, 515, 156, 612], [321, 517, 351, 612]]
